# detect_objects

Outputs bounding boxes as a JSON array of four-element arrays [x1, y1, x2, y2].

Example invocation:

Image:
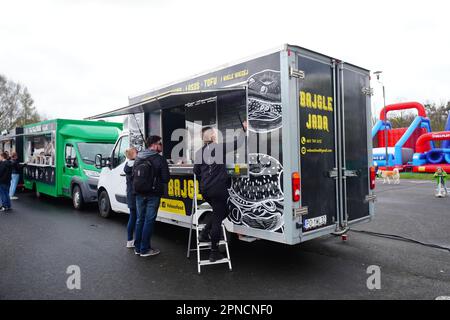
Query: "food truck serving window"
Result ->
[[185, 97, 217, 163], [147, 110, 161, 137], [158, 89, 248, 169], [25, 133, 56, 166], [89, 88, 249, 173]]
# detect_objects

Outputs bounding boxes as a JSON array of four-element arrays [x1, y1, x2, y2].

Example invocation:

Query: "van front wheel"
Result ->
[[72, 185, 84, 210], [98, 190, 112, 218]]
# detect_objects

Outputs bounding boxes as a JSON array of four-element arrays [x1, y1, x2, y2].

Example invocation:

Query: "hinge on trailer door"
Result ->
[[361, 87, 374, 96], [289, 67, 305, 79], [344, 169, 359, 177], [328, 168, 338, 179]]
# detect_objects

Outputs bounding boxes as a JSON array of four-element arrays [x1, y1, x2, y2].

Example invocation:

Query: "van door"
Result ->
[[104, 135, 129, 213], [62, 143, 79, 196], [338, 63, 371, 225], [297, 53, 339, 233]]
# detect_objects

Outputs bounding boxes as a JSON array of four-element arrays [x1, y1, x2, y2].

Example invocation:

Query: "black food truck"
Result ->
[[0, 127, 24, 190], [90, 44, 375, 245]]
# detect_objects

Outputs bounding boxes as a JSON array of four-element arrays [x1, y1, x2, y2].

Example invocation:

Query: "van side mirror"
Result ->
[[95, 154, 110, 169], [95, 154, 103, 169]]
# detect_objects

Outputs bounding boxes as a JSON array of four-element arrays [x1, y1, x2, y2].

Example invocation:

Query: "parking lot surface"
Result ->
[[1, 179, 449, 299]]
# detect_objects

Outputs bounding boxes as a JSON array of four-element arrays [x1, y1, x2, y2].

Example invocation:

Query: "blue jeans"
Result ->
[[0, 184, 11, 209], [127, 191, 137, 241], [134, 195, 160, 253], [9, 174, 20, 197]]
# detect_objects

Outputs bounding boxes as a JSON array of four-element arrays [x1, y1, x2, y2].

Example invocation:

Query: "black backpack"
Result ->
[[133, 159, 157, 195]]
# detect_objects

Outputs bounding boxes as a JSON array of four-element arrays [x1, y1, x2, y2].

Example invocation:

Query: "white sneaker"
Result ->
[[126, 240, 135, 248], [140, 248, 160, 257], [10, 196, 18, 200]]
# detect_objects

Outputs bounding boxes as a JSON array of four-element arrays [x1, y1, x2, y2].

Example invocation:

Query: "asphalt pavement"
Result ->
[[1, 179, 449, 300]]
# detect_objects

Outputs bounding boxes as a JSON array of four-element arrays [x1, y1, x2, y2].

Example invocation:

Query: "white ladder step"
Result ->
[[199, 258, 230, 266], [198, 240, 227, 247]]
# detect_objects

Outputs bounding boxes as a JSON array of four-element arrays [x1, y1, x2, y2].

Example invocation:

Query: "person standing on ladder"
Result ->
[[193, 121, 247, 262]]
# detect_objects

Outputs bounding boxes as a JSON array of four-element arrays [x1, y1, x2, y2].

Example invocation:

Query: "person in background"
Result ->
[[4, 151, 10, 160], [433, 166, 448, 197], [193, 121, 247, 262], [374, 161, 380, 178], [0, 152, 12, 212], [9, 152, 21, 200], [124, 147, 138, 248], [133, 136, 169, 257]]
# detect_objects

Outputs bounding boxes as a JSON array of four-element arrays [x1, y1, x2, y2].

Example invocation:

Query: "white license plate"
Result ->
[[304, 215, 327, 230]]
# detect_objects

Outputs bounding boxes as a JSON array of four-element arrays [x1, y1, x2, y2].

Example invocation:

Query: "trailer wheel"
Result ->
[[98, 190, 112, 218], [72, 185, 84, 210]]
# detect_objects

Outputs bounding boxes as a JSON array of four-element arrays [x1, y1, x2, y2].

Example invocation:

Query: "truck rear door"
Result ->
[[297, 52, 338, 234], [338, 63, 371, 225], [295, 50, 372, 237]]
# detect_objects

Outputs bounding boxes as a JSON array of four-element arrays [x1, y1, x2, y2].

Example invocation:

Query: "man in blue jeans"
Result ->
[[0, 152, 12, 212], [9, 152, 21, 200], [133, 136, 169, 257], [124, 147, 138, 248]]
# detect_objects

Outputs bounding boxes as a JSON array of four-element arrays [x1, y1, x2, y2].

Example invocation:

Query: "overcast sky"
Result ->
[[1, 0, 449, 120]]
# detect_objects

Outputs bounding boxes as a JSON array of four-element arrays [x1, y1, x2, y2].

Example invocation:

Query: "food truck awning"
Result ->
[[86, 87, 247, 119]]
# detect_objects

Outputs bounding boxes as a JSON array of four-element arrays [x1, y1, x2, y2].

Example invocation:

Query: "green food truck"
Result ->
[[23, 119, 122, 209]]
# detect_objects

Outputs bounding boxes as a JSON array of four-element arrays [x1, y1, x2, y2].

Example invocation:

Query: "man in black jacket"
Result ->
[[193, 122, 247, 262], [133, 136, 169, 257], [0, 152, 12, 211]]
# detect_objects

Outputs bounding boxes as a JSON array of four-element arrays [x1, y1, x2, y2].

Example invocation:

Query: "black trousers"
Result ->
[[202, 187, 229, 250]]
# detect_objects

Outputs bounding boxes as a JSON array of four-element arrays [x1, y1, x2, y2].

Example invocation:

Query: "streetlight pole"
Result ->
[[374, 71, 388, 169]]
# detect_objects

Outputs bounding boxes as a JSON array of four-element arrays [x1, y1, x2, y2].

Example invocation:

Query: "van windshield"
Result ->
[[77, 142, 115, 165]]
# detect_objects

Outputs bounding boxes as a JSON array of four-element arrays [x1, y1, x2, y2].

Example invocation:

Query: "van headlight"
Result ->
[[83, 169, 100, 178]]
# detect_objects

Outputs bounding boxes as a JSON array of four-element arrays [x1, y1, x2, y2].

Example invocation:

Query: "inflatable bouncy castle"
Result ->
[[372, 102, 432, 167], [372, 102, 450, 172]]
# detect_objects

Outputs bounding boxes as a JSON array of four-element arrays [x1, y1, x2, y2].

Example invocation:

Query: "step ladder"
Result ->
[[186, 174, 232, 274]]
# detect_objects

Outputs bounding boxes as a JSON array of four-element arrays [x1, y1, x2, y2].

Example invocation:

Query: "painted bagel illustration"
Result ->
[[247, 70, 282, 133], [227, 153, 284, 232]]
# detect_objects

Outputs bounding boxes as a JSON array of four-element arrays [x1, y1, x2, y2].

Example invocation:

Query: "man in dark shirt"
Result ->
[[133, 136, 170, 257], [0, 152, 12, 211]]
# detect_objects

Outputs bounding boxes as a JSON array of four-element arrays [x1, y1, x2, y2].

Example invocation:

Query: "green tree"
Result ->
[[0, 74, 44, 131], [424, 101, 450, 132], [389, 111, 416, 128], [384, 101, 450, 148], [385, 101, 450, 131]]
